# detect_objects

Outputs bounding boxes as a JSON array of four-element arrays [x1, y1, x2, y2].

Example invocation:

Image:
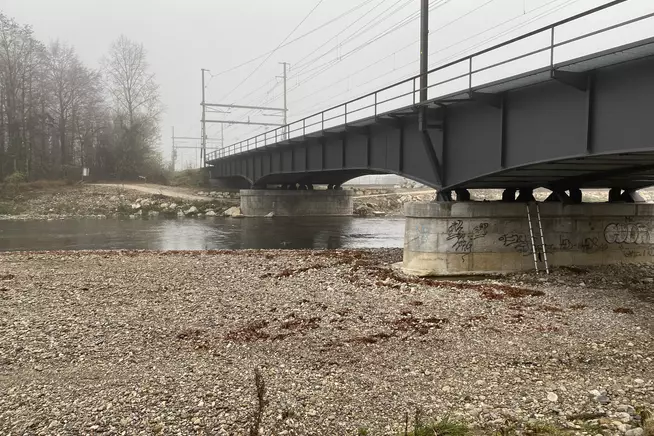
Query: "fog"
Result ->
[[2, 0, 652, 168]]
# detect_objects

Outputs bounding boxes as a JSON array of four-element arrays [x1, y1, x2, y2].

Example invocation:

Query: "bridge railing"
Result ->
[[207, 0, 654, 162]]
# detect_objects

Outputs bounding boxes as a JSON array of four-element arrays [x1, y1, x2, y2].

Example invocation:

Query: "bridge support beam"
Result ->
[[402, 201, 654, 276], [240, 189, 353, 217]]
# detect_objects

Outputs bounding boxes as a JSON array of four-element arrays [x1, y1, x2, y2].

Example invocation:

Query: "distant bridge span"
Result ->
[[207, 3, 654, 195]]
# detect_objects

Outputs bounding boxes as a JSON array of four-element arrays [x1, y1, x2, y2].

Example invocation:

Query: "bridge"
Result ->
[[207, 2, 654, 200]]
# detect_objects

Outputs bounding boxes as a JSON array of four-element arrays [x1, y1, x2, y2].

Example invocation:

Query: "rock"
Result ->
[[634, 379, 645, 384], [589, 389, 602, 398], [223, 207, 242, 217], [148, 211, 160, 217], [160, 203, 169, 210], [169, 203, 177, 210], [131, 203, 141, 210], [597, 395, 611, 405], [185, 206, 199, 215], [210, 191, 218, 197], [615, 412, 632, 423], [205, 210, 217, 217], [372, 211, 387, 216], [625, 429, 643, 436], [129, 214, 137, 220], [617, 405, 635, 413], [265, 212, 275, 218], [616, 423, 630, 433], [109, 196, 118, 201], [354, 205, 371, 217], [547, 392, 558, 402], [177, 211, 184, 217]]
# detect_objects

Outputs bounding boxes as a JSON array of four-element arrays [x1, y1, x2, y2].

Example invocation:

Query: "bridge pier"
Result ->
[[240, 189, 354, 217], [403, 201, 654, 276]]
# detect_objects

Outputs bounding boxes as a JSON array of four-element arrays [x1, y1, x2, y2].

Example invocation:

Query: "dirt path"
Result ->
[[93, 183, 210, 201]]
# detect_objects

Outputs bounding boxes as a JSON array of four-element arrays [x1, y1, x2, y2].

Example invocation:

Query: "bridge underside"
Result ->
[[208, 42, 654, 192]]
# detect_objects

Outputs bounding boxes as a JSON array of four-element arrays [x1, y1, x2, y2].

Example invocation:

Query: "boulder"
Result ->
[[265, 212, 275, 218], [177, 211, 184, 217], [205, 210, 217, 217], [169, 203, 177, 210], [160, 203, 169, 210], [184, 206, 199, 216], [354, 205, 372, 216], [131, 203, 141, 210], [223, 206, 243, 217], [148, 210, 160, 217]]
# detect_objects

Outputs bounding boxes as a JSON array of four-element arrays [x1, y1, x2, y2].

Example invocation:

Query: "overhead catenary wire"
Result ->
[[286, 0, 500, 110], [218, 0, 325, 103], [205, 0, 380, 79], [227, 0, 581, 145], [291, 0, 415, 74], [292, 0, 580, 118]]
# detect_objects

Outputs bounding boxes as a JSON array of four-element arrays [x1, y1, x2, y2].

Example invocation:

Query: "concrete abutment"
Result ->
[[240, 189, 353, 217], [403, 201, 654, 276]]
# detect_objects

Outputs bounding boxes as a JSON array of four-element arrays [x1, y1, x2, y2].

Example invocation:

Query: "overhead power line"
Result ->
[[292, 0, 414, 74], [205, 0, 379, 79], [292, 0, 580, 117], [219, 0, 325, 103]]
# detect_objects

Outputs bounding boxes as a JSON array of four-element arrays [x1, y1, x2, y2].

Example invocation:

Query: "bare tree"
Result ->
[[0, 15, 165, 182], [102, 35, 160, 126]]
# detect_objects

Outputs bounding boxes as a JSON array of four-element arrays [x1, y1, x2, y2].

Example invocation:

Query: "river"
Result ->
[[0, 217, 406, 251]]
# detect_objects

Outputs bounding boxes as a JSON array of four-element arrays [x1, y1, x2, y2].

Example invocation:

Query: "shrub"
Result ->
[[4, 172, 27, 184]]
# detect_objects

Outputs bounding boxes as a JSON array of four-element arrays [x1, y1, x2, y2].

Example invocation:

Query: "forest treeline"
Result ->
[[0, 13, 165, 183]]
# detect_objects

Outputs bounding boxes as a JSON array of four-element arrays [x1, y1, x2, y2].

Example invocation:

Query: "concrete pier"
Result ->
[[240, 190, 353, 217], [403, 202, 654, 276]]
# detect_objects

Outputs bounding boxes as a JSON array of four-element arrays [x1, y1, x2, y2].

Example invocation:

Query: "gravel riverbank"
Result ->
[[0, 250, 652, 435]]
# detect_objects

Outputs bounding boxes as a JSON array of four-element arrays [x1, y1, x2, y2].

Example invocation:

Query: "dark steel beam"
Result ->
[[419, 106, 444, 186], [549, 163, 654, 190], [376, 116, 403, 128], [471, 91, 504, 109], [585, 73, 595, 154], [344, 125, 369, 135], [551, 70, 589, 91]]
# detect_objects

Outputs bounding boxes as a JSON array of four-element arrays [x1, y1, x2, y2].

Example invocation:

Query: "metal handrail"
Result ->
[[208, 0, 653, 161]]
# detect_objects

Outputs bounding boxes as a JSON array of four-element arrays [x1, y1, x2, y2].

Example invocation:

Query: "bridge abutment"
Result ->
[[240, 189, 353, 217], [403, 201, 654, 276]]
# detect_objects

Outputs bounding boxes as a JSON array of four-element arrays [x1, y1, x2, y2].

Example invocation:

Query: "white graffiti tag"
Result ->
[[604, 223, 650, 244]]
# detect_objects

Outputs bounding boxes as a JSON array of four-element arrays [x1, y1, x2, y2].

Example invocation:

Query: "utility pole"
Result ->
[[171, 126, 177, 172], [420, 0, 429, 103], [278, 62, 289, 139], [201, 68, 208, 167]]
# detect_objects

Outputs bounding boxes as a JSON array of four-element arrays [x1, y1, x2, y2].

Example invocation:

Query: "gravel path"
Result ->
[[92, 184, 210, 201], [0, 250, 652, 435]]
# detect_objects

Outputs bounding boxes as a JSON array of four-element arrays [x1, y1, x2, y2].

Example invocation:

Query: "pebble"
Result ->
[[547, 392, 558, 402]]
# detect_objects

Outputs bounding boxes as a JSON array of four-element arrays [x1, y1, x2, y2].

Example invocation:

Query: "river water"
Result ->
[[0, 217, 406, 251]]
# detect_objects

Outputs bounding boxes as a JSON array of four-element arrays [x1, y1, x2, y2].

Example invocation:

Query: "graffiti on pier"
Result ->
[[559, 236, 608, 254], [412, 224, 430, 244], [604, 223, 650, 245], [499, 233, 531, 255], [619, 245, 654, 258], [446, 220, 489, 253]]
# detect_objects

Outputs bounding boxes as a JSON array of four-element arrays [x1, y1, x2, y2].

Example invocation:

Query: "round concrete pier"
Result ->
[[240, 189, 353, 217], [403, 201, 654, 276]]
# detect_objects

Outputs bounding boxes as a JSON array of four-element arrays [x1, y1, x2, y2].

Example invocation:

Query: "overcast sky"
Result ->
[[1, 0, 652, 168]]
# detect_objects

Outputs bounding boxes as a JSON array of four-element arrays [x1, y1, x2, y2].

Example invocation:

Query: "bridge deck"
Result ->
[[208, 2, 654, 191]]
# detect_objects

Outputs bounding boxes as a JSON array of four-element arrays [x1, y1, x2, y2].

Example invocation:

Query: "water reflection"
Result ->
[[0, 217, 405, 251]]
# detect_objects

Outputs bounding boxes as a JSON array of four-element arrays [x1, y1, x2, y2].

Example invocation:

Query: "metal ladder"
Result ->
[[526, 202, 550, 274]]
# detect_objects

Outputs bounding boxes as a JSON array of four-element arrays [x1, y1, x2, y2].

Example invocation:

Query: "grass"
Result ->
[[406, 414, 470, 436]]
